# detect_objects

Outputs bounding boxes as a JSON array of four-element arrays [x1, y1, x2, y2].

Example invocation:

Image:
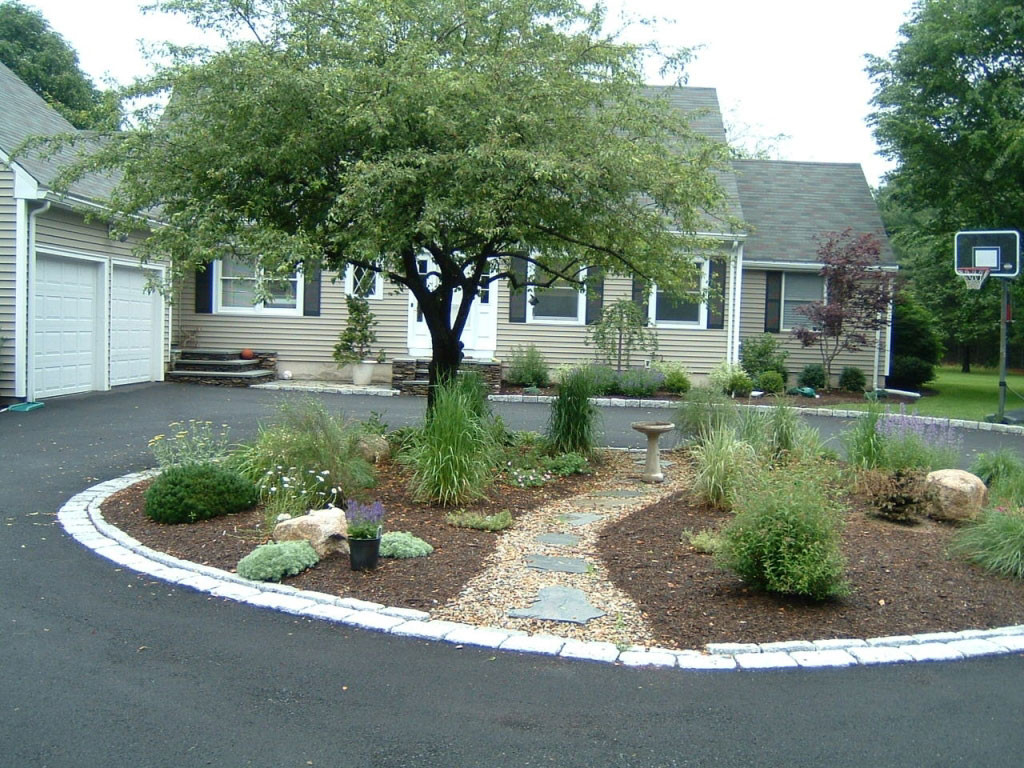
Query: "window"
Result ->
[[527, 263, 587, 324], [649, 261, 708, 328], [782, 272, 825, 329], [345, 264, 383, 300], [214, 255, 301, 315]]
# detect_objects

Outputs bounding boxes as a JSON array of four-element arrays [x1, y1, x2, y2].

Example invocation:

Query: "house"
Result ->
[[0, 61, 170, 405], [176, 86, 895, 389]]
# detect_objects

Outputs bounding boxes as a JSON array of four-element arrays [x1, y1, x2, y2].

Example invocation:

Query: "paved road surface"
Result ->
[[3, 383, 1023, 767]]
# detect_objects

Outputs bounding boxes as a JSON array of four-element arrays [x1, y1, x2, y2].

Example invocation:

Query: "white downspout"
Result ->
[[731, 241, 744, 364], [26, 200, 51, 401], [13, 198, 29, 398]]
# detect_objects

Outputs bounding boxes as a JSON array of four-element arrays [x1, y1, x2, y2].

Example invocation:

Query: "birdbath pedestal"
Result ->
[[631, 421, 675, 483]]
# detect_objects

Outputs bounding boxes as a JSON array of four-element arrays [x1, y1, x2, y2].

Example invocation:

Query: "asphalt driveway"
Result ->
[[3, 383, 1023, 767]]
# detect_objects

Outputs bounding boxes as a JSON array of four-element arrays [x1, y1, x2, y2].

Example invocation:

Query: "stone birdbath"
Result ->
[[631, 421, 675, 483]]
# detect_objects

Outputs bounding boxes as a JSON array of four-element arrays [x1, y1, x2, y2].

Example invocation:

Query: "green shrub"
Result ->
[[237, 541, 319, 582], [798, 363, 827, 390], [838, 366, 867, 393], [887, 356, 935, 391], [402, 379, 500, 506], [653, 361, 691, 394], [675, 386, 737, 444], [952, 509, 1024, 580], [708, 360, 742, 394], [506, 345, 550, 388], [547, 367, 601, 455], [148, 419, 231, 469], [544, 452, 592, 476], [718, 467, 848, 600], [581, 363, 619, 396], [617, 368, 663, 397], [739, 334, 789, 381], [446, 509, 513, 531], [380, 531, 433, 558], [971, 449, 1024, 486], [144, 463, 258, 524], [691, 428, 756, 509], [757, 370, 785, 394], [726, 370, 754, 398]]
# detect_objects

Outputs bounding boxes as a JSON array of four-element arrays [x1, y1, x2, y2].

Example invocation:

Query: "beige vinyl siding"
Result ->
[[739, 269, 890, 386], [494, 271, 730, 376], [0, 165, 15, 396], [35, 205, 172, 376], [175, 270, 410, 373]]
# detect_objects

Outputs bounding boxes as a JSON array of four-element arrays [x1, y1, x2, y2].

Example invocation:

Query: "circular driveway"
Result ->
[[4, 383, 1024, 767]]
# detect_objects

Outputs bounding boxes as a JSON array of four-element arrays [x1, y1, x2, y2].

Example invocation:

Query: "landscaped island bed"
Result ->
[[100, 450, 1024, 650]]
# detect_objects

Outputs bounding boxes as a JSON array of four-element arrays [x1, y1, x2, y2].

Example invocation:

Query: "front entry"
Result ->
[[406, 256, 497, 360]]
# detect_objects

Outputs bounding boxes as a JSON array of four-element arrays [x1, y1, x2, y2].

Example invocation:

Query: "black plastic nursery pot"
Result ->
[[349, 537, 381, 571]]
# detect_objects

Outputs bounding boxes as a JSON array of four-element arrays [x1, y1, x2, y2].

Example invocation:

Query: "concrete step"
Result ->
[[173, 359, 264, 371], [168, 369, 275, 387]]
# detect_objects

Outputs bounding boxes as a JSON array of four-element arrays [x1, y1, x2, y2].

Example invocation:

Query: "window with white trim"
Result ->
[[214, 256, 302, 315], [345, 264, 383, 300], [782, 272, 825, 330], [527, 263, 587, 324], [649, 261, 708, 328]]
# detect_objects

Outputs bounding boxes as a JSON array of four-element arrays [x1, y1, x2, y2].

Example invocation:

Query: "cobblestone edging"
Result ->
[[57, 472, 1024, 671]]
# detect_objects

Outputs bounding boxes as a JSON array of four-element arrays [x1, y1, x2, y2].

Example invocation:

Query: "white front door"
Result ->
[[33, 254, 103, 399], [406, 256, 497, 360], [111, 265, 163, 386]]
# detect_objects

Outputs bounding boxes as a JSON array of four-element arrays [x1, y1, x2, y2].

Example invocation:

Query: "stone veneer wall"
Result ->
[[391, 358, 502, 395]]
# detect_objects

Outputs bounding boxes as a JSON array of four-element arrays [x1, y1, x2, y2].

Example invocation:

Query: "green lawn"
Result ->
[[853, 366, 1024, 421]]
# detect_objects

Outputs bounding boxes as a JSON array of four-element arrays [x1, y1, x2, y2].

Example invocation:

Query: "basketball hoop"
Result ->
[[959, 266, 990, 290]]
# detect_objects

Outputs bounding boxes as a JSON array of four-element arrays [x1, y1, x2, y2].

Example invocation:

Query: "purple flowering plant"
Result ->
[[346, 499, 385, 539], [877, 405, 962, 471]]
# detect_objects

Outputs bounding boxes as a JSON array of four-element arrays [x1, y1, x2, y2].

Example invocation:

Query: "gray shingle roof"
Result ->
[[0, 60, 118, 202], [732, 159, 895, 264]]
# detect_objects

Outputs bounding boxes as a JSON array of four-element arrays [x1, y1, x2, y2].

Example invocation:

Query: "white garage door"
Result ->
[[111, 265, 160, 386], [33, 254, 102, 398]]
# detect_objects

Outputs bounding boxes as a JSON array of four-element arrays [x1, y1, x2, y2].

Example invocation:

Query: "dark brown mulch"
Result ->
[[100, 460, 600, 612], [597, 491, 1024, 649]]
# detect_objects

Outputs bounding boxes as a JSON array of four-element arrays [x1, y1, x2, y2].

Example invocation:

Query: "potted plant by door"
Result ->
[[346, 499, 385, 571], [333, 295, 380, 386]]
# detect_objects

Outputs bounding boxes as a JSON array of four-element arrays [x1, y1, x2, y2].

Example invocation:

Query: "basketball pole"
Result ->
[[999, 278, 1009, 423]]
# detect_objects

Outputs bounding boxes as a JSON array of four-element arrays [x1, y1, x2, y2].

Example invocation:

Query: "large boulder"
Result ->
[[273, 507, 348, 557], [356, 433, 390, 464], [924, 469, 988, 524]]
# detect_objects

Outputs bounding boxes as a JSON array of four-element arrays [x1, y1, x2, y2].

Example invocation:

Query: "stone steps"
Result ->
[[170, 348, 277, 386]]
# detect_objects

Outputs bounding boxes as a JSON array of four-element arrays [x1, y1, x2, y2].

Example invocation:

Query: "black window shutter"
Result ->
[[764, 272, 782, 333], [585, 267, 604, 325], [631, 277, 649, 317], [303, 268, 322, 317], [707, 260, 727, 330], [194, 266, 213, 314], [508, 256, 527, 323]]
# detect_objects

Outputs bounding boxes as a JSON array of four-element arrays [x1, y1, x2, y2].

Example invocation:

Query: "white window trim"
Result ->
[[345, 264, 384, 300], [212, 258, 303, 316], [780, 271, 826, 332], [649, 260, 709, 329], [526, 264, 587, 325]]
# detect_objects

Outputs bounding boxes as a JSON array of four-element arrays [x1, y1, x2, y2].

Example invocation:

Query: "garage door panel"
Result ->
[[111, 265, 160, 386]]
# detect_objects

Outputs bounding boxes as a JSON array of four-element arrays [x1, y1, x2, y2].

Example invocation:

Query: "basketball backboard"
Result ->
[[955, 230, 1020, 278]]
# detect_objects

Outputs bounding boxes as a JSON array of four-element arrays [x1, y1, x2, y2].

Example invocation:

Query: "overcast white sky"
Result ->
[[23, 0, 916, 186]]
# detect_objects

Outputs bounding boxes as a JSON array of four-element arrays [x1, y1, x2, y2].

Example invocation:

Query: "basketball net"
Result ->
[[959, 267, 990, 290]]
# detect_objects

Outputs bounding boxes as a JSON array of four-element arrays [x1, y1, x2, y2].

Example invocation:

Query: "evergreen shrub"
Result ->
[[144, 463, 257, 524]]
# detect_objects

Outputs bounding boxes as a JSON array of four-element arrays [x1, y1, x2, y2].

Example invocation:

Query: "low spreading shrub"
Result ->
[[798, 364, 827, 390], [505, 344, 550, 388], [617, 368, 663, 397], [544, 452, 592, 477], [653, 361, 691, 394], [838, 366, 867, 393], [446, 509, 513, 531], [237, 540, 319, 582], [718, 467, 848, 600], [682, 528, 723, 554], [757, 370, 785, 394], [675, 386, 737, 444], [859, 468, 932, 524], [144, 463, 258, 524], [547, 367, 601, 455], [951, 509, 1024, 580], [380, 531, 433, 558]]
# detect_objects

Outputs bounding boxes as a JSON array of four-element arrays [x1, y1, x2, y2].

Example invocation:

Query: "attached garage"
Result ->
[[110, 264, 162, 387]]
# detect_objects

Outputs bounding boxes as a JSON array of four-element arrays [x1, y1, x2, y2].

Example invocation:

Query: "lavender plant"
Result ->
[[876, 405, 961, 471], [346, 499, 385, 539]]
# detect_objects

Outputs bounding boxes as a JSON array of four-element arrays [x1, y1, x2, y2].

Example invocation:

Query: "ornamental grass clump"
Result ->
[[237, 540, 319, 582], [144, 463, 257, 524], [675, 386, 737, 445], [951, 508, 1024, 580], [380, 531, 433, 558], [547, 367, 601, 455], [971, 449, 1024, 487], [402, 379, 500, 506], [691, 427, 756, 510], [718, 466, 848, 600]]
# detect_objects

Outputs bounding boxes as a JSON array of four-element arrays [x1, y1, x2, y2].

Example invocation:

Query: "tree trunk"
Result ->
[[428, 334, 464, 408], [961, 344, 971, 373]]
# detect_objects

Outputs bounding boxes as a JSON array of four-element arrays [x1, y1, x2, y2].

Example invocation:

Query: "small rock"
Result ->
[[356, 434, 390, 464], [274, 508, 349, 557], [925, 469, 987, 523]]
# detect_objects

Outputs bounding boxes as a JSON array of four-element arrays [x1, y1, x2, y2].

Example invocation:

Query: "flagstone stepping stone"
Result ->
[[558, 512, 604, 527], [508, 586, 606, 624], [569, 496, 635, 510], [525, 554, 590, 574], [590, 489, 647, 498], [534, 533, 580, 547]]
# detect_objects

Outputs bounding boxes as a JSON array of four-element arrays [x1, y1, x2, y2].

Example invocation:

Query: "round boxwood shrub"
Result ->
[[726, 370, 753, 398], [888, 355, 935, 391], [797, 363, 827, 390], [380, 531, 433, 558], [838, 366, 867, 393], [144, 463, 258, 524], [237, 540, 319, 582], [757, 370, 785, 394]]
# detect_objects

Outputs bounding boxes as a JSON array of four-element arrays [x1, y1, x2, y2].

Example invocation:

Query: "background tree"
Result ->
[[50, 0, 734, 392], [791, 230, 895, 384], [0, 0, 119, 129]]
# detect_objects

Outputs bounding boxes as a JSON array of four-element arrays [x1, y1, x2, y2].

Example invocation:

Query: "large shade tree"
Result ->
[[868, 0, 1024, 370], [55, 0, 734, 388]]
